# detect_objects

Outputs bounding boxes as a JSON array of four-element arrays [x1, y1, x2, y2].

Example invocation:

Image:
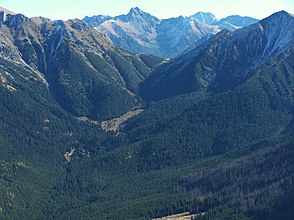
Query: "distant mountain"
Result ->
[[99, 7, 212, 58], [214, 15, 259, 30], [0, 12, 163, 120], [97, 7, 161, 57], [141, 11, 294, 100], [83, 14, 112, 26], [191, 11, 218, 24], [155, 16, 219, 57], [83, 8, 258, 57]]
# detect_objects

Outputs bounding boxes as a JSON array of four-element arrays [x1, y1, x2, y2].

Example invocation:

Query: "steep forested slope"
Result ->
[[0, 13, 163, 120]]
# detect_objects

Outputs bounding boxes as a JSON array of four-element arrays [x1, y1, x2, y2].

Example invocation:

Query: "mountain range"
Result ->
[[83, 7, 259, 57], [0, 6, 293, 220]]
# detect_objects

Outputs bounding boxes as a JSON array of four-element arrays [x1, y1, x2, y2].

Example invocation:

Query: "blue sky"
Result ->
[[1, 0, 293, 20]]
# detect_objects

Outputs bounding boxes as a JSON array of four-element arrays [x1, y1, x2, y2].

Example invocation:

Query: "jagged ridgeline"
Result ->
[[83, 7, 258, 58], [0, 7, 294, 220]]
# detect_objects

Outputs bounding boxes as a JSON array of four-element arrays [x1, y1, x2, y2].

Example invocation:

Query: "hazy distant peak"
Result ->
[[117, 6, 160, 24], [126, 6, 148, 18], [191, 11, 217, 24], [121, 7, 157, 19], [214, 14, 259, 30], [129, 7, 143, 14], [83, 14, 112, 26]]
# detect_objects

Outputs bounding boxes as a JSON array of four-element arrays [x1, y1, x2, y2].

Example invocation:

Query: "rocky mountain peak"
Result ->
[[263, 10, 293, 22], [129, 7, 143, 15], [192, 12, 217, 24], [119, 7, 160, 23]]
